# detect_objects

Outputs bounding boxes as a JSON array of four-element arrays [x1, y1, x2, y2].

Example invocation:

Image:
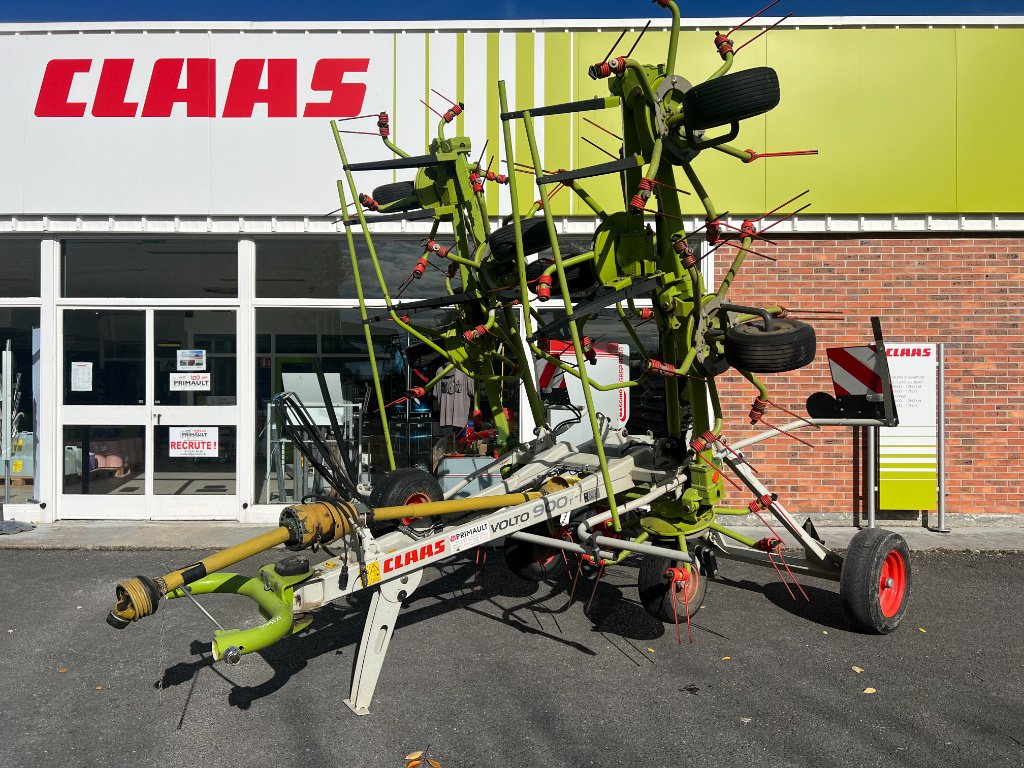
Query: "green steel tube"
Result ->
[[616, 303, 650, 361], [497, 79, 549, 431], [382, 137, 410, 159], [567, 180, 609, 220], [716, 235, 753, 298], [708, 520, 759, 548], [740, 368, 769, 400], [708, 51, 734, 81], [712, 142, 753, 162], [664, 0, 681, 75], [624, 59, 659, 106], [523, 111, 623, 531], [681, 161, 719, 221], [167, 572, 305, 662]]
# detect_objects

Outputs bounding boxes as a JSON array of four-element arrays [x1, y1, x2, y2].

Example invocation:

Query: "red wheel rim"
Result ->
[[400, 492, 431, 524], [534, 549, 558, 565], [878, 550, 907, 618]]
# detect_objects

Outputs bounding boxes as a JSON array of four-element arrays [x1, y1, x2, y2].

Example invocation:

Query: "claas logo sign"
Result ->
[[34, 58, 370, 118]]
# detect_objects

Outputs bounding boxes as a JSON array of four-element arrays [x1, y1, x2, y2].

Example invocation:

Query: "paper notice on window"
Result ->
[[71, 362, 93, 392], [169, 427, 219, 458], [170, 372, 211, 391], [177, 349, 207, 371]]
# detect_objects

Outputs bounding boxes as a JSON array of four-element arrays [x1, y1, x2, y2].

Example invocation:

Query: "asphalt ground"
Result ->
[[1, 549, 1022, 768]]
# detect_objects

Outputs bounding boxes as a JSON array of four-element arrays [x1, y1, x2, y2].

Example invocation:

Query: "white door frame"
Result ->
[[56, 305, 242, 520]]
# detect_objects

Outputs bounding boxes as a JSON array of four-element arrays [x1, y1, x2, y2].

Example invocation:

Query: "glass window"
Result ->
[[63, 310, 145, 405], [62, 239, 238, 298], [255, 307, 408, 502], [154, 310, 236, 406], [62, 426, 145, 495], [255, 238, 442, 301], [0, 241, 41, 297], [154, 425, 236, 495], [0, 308, 41, 502]]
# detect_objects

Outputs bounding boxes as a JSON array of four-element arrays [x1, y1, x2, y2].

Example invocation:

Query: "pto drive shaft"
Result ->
[[107, 492, 540, 628]]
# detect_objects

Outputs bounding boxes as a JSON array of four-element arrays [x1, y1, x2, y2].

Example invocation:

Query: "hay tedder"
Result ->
[[108, 0, 912, 715]]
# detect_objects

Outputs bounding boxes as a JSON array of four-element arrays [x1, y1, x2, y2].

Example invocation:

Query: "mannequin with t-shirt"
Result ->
[[435, 367, 475, 446]]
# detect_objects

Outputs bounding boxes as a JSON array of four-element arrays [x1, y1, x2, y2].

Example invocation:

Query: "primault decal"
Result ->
[[34, 58, 370, 118]]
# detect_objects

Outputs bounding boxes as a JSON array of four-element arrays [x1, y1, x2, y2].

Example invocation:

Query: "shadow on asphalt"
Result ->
[[155, 553, 668, 710], [713, 573, 859, 632]]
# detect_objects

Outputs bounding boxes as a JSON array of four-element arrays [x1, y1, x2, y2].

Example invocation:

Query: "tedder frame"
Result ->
[[107, 0, 913, 716]]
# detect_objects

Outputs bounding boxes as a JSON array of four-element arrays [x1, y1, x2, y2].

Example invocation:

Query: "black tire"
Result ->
[[525, 259, 600, 297], [724, 318, 816, 373], [682, 67, 781, 131], [488, 218, 552, 261], [637, 554, 707, 623], [503, 522, 568, 581], [370, 467, 443, 508], [840, 528, 911, 634], [371, 181, 419, 212]]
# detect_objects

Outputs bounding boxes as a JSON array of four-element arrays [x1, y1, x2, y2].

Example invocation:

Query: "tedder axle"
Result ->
[[106, 492, 542, 629]]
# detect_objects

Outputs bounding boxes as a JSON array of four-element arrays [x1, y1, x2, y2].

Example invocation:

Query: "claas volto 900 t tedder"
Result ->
[[108, 0, 911, 715]]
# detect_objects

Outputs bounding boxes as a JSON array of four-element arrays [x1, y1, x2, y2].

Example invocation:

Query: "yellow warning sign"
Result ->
[[12, 460, 22, 473], [366, 561, 381, 586]]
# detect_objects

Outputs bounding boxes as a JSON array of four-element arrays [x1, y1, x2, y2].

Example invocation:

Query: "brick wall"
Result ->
[[712, 235, 1024, 517]]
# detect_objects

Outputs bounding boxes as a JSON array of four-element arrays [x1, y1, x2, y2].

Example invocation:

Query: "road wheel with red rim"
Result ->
[[840, 527, 911, 634], [370, 468, 443, 532], [637, 554, 708, 623], [503, 522, 568, 581]]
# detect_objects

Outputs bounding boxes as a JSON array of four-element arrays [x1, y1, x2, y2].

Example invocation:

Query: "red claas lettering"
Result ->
[[34, 57, 370, 118]]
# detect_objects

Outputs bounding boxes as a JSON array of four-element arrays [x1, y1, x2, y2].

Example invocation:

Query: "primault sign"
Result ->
[[0, 28, 400, 215]]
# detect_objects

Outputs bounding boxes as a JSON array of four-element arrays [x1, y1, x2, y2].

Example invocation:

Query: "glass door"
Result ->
[[59, 308, 239, 520]]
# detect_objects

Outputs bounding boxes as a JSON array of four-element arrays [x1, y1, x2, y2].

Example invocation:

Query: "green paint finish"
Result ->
[[956, 28, 1024, 212], [767, 28, 957, 214], [880, 478, 938, 511], [544, 32, 573, 216], [515, 32, 536, 216]]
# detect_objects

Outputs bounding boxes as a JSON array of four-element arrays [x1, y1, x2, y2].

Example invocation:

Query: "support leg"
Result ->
[[345, 570, 423, 715]]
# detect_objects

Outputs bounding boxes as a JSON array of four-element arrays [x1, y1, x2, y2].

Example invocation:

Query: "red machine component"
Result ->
[[588, 56, 627, 80], [629, 177, 655, 212], [580, 336, 597, 363], [484, 170, 509, 184], [412, 257, 429, 279], [469, 172, 485, 194], [714, 32, 734, 59], [424, 239, 451, 258], [749, 396, 768, 424], [536, 273, 552, 301], [376, 111, 390, 138], [463, 324, 488, 342], [665, 567, 694, 644], [442, 103, 464, 123], [705, 217, 721, 244], [644, 358, 679, 377], [671, 234, 697, 268], [358, 193, 379, 211]]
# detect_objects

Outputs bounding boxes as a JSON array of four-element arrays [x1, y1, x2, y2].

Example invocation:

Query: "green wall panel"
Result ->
[[956, 28, 1024, 213], [768, 28, 956, 214]]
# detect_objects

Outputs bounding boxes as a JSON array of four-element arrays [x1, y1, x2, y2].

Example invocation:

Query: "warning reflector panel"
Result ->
[[825, 345, 883, 398]]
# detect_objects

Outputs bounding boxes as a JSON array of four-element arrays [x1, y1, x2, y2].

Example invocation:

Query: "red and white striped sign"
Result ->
[[826, 345, 883, 397]]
